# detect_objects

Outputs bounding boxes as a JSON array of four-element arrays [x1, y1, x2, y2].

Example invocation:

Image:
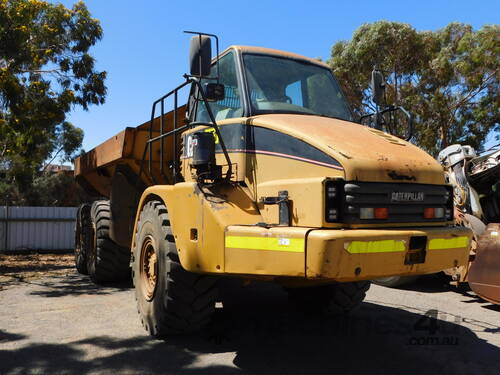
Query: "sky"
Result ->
[[55, 0, 499, 153]]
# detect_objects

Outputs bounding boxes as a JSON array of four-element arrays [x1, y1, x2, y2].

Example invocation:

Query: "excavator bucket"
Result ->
[[468, 223, 500, 305]]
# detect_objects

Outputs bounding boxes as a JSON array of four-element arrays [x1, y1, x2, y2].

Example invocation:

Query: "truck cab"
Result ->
[[167, 43, 469, 279]]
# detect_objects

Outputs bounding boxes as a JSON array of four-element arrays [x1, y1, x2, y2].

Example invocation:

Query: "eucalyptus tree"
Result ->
[[0, 0, 106, 203], [329, 21, 499, 155]]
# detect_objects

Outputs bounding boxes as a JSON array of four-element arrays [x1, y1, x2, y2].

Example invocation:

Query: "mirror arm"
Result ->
[[396, 106, 413, 141], [378, 104, 396, 115], [359, 104, 413, 141], [376, 107, 384, 130], [359, 113, 372, 122], [384, 105, 413, 141]]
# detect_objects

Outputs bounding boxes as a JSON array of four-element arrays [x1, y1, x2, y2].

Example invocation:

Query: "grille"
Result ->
[[326, 181, 453, 224]]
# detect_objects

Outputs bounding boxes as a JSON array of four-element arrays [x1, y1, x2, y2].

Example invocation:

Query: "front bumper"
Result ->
[[306, 226, 472, 282], [224, 225, 472, 282]]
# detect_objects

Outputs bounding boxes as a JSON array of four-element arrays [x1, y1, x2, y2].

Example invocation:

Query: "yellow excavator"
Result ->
[[74, 33, 472, 337]]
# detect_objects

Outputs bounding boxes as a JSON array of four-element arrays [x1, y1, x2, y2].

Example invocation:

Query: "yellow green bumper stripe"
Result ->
[[345, 240, 406, 254], [225, 236, 304, 252], [428, 236, 469, 250]]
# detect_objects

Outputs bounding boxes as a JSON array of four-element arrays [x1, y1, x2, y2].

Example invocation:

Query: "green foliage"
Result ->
[[0, 169, 90, 206], [0, 0, 106, 203], [30, 171, 90, 206], [329, 21, 499, 155]]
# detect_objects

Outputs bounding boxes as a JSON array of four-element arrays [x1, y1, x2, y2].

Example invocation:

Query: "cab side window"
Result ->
[[285, 80, 303, 106], [195, 52, 242, 122]]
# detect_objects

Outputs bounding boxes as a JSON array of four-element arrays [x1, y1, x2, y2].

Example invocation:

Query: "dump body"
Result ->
[[75, 106, 186, 197]]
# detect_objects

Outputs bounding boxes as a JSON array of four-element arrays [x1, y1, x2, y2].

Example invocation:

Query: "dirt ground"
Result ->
[[1, 254, 499, 375], [0, 253, 74, 290]]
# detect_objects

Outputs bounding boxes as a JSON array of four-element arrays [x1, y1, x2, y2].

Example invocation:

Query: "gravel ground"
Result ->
[[0, 256, 499, 375]]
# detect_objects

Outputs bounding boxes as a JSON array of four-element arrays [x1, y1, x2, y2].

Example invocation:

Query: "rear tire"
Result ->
[[287, 281, 370, 314], [74, 204, 91, 275], [87, 200, 131, 283], [132, 200, 218, 337]]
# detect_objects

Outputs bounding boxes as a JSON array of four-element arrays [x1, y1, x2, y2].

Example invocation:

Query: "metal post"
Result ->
[[149, 103, 155, 180], [160, 100, 164, 177], [4, 199, 9, 252], [173, 91, 178, 183]]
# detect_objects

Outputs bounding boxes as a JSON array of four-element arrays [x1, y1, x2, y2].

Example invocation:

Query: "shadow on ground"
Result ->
[[0, 263, 72, 274], [483, 304, 500, 312], [1, 281, 499, 375], [27, 273, 132, 298], [384, 273, 500, 310], [0, 330, 27, 343], [394, 273, 456, 293]]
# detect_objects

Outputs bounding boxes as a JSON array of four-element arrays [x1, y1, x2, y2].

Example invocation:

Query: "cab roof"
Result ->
[[225, 45, 331, 70]]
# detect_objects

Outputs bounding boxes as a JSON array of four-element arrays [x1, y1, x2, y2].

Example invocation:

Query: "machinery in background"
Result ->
[[439, 144, 500, 304], [374, 143, 500, 294]]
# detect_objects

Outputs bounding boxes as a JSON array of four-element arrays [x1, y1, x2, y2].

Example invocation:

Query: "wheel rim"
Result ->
[[140, 235, 158, 301]]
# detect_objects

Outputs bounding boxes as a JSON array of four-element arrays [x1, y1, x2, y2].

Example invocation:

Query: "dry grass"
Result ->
[[0, 253, 74, 289]]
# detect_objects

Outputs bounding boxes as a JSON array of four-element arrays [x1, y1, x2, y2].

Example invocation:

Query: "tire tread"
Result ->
[[133, 200, 218, 337], [88, 200, 130, 283]]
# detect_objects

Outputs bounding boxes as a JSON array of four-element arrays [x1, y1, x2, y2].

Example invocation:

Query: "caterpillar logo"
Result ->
[[391, 191, 425, 202]]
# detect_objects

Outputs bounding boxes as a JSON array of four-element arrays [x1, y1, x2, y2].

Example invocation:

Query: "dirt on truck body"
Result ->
[[73, 33, 472, 338]]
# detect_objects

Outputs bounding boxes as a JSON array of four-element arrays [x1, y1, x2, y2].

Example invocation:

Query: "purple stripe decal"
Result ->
[[225, 149, 344, 170]]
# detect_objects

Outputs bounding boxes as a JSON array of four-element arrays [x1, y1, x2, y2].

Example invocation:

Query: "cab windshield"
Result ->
[[243, 54, 353, 121]]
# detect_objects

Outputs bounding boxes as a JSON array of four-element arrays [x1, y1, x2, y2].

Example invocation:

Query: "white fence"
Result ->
[[0, 206, 77, 252]]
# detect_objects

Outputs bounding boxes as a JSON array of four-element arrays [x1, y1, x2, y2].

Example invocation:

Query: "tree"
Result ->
[[0, 0, 106, 203], [30, 170, 91, 206], [329, 21, 499, 155]]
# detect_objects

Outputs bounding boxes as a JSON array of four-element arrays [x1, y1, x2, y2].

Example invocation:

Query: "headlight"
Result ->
[[325, 179, 344, 222]]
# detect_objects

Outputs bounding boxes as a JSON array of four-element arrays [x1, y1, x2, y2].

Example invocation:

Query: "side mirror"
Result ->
[[189, 35, 212, 77], [204, 83, 225, 102], [370, 69, 385, 106]]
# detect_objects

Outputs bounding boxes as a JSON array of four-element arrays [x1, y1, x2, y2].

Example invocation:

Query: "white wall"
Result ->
[[0, 206, 77, 252]]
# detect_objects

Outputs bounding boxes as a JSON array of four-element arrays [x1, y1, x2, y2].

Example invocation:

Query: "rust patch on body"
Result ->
[[387, 170, 417, 181]]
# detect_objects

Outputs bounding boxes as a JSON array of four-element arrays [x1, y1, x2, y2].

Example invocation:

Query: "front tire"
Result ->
[[132, 200, 218, 337], [287, 281, 370, 314]]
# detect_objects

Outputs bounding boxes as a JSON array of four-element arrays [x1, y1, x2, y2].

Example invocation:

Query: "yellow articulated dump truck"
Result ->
[[74, 32, 472, 337]]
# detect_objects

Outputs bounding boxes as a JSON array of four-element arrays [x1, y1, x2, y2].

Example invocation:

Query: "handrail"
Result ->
[[138, 76, 233, 186]]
